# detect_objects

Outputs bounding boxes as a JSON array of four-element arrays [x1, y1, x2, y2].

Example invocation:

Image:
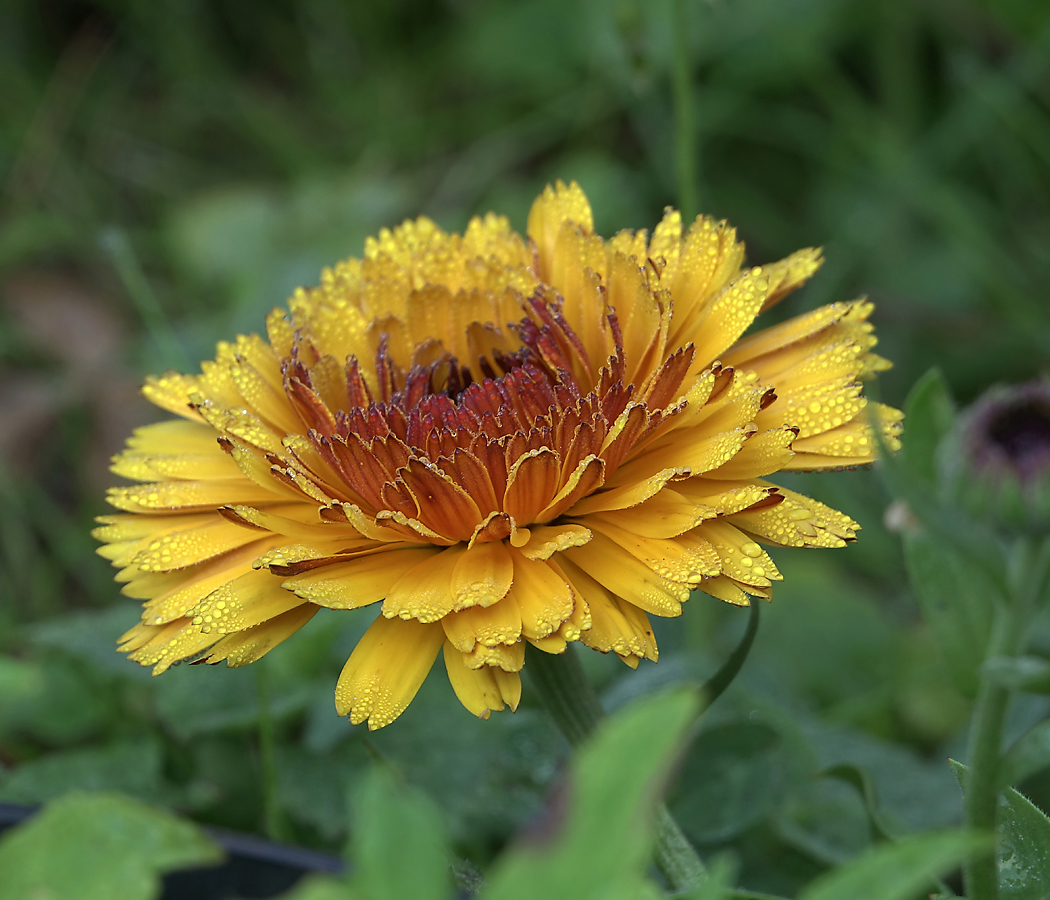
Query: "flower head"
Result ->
[[947, 378, 1050, 530], [97, 182, 902, 729]]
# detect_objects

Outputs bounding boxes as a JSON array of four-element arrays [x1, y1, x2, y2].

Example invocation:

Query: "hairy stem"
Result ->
[[963, 602, 1023, 900]]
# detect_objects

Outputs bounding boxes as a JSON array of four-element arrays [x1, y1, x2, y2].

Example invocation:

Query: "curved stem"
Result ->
[[526, 645, 706, 891], [700, 601, 760, 714]]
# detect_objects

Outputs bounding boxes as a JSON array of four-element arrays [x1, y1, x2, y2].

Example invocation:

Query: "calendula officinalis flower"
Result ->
[[97, 182, 902, 729]]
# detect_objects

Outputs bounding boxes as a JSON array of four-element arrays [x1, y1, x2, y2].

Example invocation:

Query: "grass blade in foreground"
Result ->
[[351, 767, 450, 900], [796, 830, 990, 900], [483, 688, 701, 900]]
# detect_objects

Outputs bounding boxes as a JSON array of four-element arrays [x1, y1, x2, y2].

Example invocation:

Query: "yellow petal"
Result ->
[[126, 517, 267, 573], [107, 479, 284, 513], [565, 467, 685, 516], [689, 268, 769, 366], [704, 427, 796, 480], [698, 519, 781, 588], [141, 372, 203, 420], [442, 594, 522, 652], [589, 520, 717, 585], [517, 524, 593, 560], [608, 426, 751, 490], [731, 483, 857, 549], [564, 531, 687, 617], [137, 538, 283, 623], [283, 547, 439, 609], [528, 180, 594, 278], [443, 642, 507, 719], [465, 640, 525, 671], [561, 558, 657, 662], [506, 549, 575, 640], [590, 489, 704, 539], [202, 605, 319, 667], [334, 615, 444, 729], [123, 417, 226, 453], [382, 545, 465, 623], [450, 540, 514, 610], [190, 568, 306, 634], [128, 618, 221, 674], [697, 576, 751, 606]]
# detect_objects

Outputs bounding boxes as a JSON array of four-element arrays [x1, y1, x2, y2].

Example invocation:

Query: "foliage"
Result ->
[[0, 791, 221, 900]]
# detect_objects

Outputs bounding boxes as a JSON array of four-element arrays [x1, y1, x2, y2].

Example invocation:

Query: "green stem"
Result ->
[[255, 661, 287, 842], [963, 602, 1023, 900], [672, 0, 699, 221], [526, 644, 706, 891], [700, 601, 760, 713]]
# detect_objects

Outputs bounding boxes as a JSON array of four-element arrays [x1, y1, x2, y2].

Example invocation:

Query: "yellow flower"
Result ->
[[97, 182, 902, 730]]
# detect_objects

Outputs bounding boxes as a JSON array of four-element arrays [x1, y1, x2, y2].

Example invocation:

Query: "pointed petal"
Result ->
[[334, 615, 444, 729]]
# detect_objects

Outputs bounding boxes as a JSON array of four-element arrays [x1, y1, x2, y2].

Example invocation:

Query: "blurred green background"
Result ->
[[2, 0, 1050, 895]]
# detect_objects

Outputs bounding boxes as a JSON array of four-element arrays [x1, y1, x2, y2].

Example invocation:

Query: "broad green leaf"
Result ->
[[797, 830, 989, 900], [276, 874, 359, 900], [0, 739, 166, 805], [951, 759, 1050, 898], [0, 655, 113, 746], [0, 791, 222, 900], [351, 767, 450, 900], [982, 656, 1050, 694], [902, 368, 955, 484], [483, 689, 701, 900], [1001, 720, 1050, 788], [903, 530, 999, 697], [820, 763, 896, 842], [670, 721, 785, 844]]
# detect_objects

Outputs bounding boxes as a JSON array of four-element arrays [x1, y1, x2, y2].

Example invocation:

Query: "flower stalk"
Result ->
[[526, 644, 706, 892], [962, 537, 1049, 900], [962, 606, 1020, 900], [255, 660, 288, 843]]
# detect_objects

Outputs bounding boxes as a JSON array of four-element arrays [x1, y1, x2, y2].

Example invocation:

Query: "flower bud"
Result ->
[[943, 380, 1050, 531]]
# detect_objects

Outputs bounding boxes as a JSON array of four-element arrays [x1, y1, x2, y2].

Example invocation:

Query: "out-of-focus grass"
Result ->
[[2, 0, 1050, 894]]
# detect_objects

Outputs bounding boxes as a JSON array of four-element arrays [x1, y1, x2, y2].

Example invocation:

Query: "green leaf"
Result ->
[[951, 758, 1050, 898], [1001, 720, 1050, 788], [0, 791, 222, 900], [483, 688, 701, 900], [670, 721, 785, 844], [796, 830, 989, 900], [351, 767, 450, 900], [153, 663, 313, 738], [276, 874, 359, 900], [982, 656, 1050, 694], [902, 368, 956, 484], [0, 739, 166, 805], [29, 604, 153, 680], [903, 529, 999, 697], [820, 763, 896, 842]]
